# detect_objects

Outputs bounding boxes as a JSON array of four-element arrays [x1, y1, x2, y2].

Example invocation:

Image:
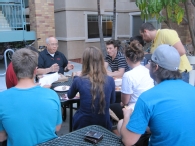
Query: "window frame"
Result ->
[[84, 11, 117, 42], [129, 12, 161, 37], [129, 12, 142, 37]]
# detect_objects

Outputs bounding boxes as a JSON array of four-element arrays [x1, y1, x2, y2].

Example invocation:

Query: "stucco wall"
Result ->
[[58, 40, 101, 59], [54, 0, 139, 59]]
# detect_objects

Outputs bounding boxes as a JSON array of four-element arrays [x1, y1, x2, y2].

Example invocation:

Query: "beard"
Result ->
[[149, 68, 156, 81]]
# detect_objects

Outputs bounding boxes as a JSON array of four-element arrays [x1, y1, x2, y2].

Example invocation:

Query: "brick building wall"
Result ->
[[29, 0, 55, 49]]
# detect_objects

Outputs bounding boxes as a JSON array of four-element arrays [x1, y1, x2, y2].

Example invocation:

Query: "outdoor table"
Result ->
[[37, 125, 124, 146], [51, 77, 80, 132]]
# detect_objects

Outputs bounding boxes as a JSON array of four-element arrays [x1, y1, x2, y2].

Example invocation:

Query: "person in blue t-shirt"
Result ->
[[118, 44, 195, 146], [0, 48, 62, 146]]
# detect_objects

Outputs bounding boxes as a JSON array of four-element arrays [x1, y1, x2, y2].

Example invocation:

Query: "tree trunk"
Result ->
[[97, 0, 107, 56], [184, 0, 195, 55], [111, 0, 116, 39]]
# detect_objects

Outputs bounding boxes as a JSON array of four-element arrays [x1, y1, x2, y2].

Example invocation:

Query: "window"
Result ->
[[145, 17, 161, 29], [87, 15, 113, 39], [129, 12, 143, 37], [129, 12, 160, 37]]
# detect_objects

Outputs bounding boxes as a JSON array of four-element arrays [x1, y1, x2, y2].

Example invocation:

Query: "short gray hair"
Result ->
[[12, 48, 38, 79], [46, 37, 58, 44]]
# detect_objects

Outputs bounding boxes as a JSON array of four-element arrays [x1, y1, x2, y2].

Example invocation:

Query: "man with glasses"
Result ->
[[38, 37, 74, 74], [118, 44, 195, 145]]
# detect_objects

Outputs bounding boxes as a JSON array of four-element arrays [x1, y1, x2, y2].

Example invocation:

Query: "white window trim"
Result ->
[[129, 12, 141, 37], [84, 11, 117, 42]]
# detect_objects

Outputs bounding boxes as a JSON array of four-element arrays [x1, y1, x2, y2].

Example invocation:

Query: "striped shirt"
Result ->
[[105, 51, 130, 72]]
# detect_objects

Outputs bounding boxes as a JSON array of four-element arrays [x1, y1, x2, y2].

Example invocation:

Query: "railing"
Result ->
[[0, 0, 26, 30]]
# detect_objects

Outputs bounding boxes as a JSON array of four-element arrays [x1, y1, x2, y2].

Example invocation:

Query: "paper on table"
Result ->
[[39, 72, 58, 87]]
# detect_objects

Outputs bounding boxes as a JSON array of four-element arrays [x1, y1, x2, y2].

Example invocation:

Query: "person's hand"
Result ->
[[72, 71, 81, 77], [120, 102, 124, 107], [122, 107, 133, 120], [67, 62, 74, 70], [50, 63, 59, 72]]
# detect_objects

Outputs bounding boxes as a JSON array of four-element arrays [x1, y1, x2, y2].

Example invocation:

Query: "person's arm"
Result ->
[[107, 68, 125, 78], [64, 62, 74, 72], [163, 30, 185, 56], [67, 77, 79, 99], [36, 63, 59, 75], [173, 41, 186, 56], [121, 93, 131, 106], [54, 91, 62, 132], [0, 131, 7, 142], [38, 52, 59, 74], [120, 108, 141, 145], [56, 125, 61, 132], [121, 74, 133, 106], [104, 62, 109, 69]]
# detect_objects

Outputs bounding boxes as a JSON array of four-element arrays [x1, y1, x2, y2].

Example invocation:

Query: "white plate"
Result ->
[[54, 86, 70, 92]]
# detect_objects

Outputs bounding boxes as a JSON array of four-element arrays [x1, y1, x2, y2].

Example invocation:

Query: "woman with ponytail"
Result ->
[[68, 46, 115, 131]]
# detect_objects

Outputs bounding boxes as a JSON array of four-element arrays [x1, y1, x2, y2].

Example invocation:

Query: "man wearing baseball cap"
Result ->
[[118, 44, 195, 145]]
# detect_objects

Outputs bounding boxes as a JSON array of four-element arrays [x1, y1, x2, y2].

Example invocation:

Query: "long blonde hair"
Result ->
[[81, 46, 107, 114]]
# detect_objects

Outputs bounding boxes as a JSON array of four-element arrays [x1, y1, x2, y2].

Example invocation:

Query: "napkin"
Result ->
[[39, 72, 58, 87]]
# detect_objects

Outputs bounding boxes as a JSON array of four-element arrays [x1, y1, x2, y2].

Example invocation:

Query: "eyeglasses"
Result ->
[[49, 43, 58, 47]]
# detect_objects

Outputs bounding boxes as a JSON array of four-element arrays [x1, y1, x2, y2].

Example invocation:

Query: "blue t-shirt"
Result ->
[[38, 49, 68, 74], [127, 80, 195, 146], [0, 86, 62, 146], [67, 75, 115, 130]]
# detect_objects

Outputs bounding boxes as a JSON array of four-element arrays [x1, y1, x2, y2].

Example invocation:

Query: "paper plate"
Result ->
[[54, 86, 70, 92]]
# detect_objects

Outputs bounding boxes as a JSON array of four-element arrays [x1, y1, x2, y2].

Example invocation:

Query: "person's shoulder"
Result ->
[[39, 49, 47, 55], [123, 70, 132, 77], [73, 76, 82, 81], [139, 85, 156, 100], [139, 65, 150, 72], [160, 29, 177, 35], [106, 75, 114, 81], [34, 85, 54, 93], [117, 51, 125, 57], [105, 54, 111, 60], [105, 75, 115, 85], [0, 88, 16, 101], [117, 52, 126, 60], [56, 50, 65, 56]]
